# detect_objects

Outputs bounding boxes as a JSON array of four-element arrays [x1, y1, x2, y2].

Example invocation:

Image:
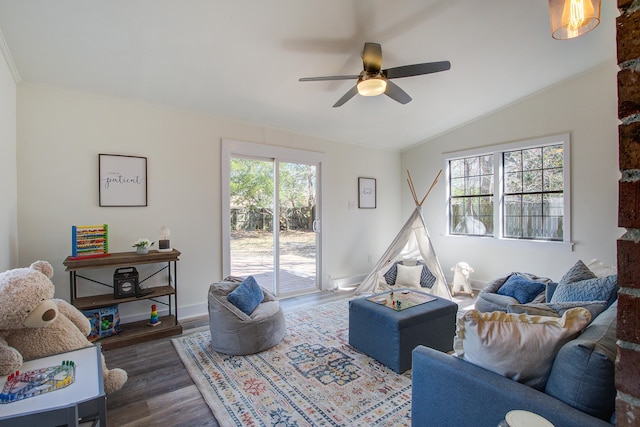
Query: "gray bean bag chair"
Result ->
[[475, 272, 552, 313], [208, 278, 286, 355]]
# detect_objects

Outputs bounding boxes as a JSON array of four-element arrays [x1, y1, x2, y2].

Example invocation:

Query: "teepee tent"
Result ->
[[355, 171, 451, 300]]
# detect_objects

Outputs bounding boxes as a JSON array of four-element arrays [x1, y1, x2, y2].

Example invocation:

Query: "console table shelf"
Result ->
[[95, 315, 181, 350], [63, 249, 182, 350], [72, 285, 176, 310], [63, 250, 181, 270]]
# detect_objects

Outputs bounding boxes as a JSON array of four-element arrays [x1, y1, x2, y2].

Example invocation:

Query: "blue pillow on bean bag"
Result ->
[[497, 274, 547, 304], [227, 276, 264, 315]]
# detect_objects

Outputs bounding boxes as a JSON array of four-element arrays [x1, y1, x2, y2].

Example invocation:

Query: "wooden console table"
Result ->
[[63, 250, 182, 350]]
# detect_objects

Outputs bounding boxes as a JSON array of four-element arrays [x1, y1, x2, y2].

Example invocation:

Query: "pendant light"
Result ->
[[549, 0, 601, 40]]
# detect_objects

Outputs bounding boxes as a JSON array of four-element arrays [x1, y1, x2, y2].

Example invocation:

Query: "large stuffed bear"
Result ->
[[0, 260, 127, 394]]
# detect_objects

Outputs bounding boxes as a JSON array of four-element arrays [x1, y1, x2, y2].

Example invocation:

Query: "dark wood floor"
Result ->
[[102, 289, 353, 427]]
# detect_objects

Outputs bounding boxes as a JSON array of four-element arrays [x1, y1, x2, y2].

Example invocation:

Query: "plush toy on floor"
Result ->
[[0, 260, 127, 394], [451, 261, 475, 297]]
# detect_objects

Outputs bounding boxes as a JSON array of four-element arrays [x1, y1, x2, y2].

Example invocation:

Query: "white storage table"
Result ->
[[0, 345, 106, 427]]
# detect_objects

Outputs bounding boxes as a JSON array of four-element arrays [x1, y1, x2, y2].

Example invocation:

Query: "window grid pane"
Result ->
[[449, 155, 494, 236], [502, 144, 563, 241]]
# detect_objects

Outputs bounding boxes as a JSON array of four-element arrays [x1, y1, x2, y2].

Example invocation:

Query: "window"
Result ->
[[449, 155, 494, 236], [503, 145, 564, 240], [446, 134, 570, 246]]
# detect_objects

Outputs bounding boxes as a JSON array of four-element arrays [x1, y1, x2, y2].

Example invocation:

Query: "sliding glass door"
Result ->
[[222, 140, 324, 297], [277, 161, 318, 295], [229, 156, 276, 291]]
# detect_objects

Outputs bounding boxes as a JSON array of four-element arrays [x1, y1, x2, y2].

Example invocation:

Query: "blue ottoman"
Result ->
[[348, 290, 457, 373]]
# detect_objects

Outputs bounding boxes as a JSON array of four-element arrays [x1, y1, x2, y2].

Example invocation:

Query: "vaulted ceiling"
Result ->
[[0, 0, 617, 150]]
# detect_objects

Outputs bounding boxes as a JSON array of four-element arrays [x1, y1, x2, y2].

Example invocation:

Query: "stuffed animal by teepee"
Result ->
[[451, 261, 475, 297]]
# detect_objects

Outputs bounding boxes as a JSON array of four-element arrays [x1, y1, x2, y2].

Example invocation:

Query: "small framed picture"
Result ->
[[358, 177, 376, 209], [99, 154, 148, 207]]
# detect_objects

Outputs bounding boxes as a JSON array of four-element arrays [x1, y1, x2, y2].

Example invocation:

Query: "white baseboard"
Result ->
[[177, 302, 209, 321], [331, 274, 367, 290]]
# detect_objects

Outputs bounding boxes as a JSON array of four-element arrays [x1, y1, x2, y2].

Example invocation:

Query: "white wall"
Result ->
[[0, 41, 17, 271], [16, 85, 401, 320], [402, 61, 621, 286]]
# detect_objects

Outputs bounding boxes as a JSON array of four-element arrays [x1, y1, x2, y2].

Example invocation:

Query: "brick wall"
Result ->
[[617, 1, 640, 425]]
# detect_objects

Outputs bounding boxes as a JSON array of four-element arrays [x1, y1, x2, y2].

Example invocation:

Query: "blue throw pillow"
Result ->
[[496, 274, 546, 304], [384, 261, 436, 288], [550, 275, 618, 308], [383, 262, 400, 285], [227, 276, 264, 315], [417, 261, 437, 288]]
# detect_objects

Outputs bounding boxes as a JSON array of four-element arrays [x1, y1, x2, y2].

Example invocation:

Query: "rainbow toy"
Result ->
[[149, 304, 161, 326]]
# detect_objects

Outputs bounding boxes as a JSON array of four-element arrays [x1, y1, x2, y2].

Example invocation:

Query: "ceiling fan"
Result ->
[[299, 42, 451, 107]]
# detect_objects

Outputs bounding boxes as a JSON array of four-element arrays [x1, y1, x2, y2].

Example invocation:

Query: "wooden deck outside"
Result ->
[[230, 253, 317, 296]]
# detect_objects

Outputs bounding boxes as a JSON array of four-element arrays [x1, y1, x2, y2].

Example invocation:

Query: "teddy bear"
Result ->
[[451, 261, 475, 297], [0, 260, 127, 394]]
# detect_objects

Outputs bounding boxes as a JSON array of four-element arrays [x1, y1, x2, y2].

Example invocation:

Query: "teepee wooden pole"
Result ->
[[406, 170, 419, 205], [418, 169, 442, 206]]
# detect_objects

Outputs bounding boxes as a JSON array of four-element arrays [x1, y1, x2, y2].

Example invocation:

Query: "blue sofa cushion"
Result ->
[[227, 275, 264, 315], [411, 345, 614, 427], [559, 260, 597, 284], [496, 274, 547, 304], [545, 301, 617, 421], [550, 275, 618, 308], [546, 282, 558, 302]]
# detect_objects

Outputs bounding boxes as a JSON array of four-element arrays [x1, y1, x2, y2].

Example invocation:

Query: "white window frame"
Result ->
[[444, 133, 573, 251]]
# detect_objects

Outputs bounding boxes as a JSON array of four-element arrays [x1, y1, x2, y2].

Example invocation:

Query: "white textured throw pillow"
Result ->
[[454, 308, 591, 390], [395, 263, 423, 288]]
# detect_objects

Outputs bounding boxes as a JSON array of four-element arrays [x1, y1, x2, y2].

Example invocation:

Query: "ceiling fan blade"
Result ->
[[385, 80, 412, 105], [299, 75, 359, 82], [384, 61, 451, 79], [333, 86, 359, 108], [362, 42, 382, 73]]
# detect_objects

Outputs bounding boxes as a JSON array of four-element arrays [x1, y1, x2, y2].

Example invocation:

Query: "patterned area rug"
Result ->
[[172, 300, 412, 426]]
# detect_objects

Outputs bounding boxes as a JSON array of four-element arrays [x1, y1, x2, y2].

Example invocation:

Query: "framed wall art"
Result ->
[[358, 177, 376, 209], [99, 154, 148, 207]]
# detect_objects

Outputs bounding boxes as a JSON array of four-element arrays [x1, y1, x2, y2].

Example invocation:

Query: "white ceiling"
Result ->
[[0, 0, 618, 151]]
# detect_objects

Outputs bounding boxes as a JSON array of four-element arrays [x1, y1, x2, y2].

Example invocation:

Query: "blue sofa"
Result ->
[[411, 300, 617, 427]]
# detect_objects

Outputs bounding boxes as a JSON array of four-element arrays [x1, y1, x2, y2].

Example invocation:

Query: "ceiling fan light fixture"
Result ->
[[357, 78, 387, 97], [549, 0, 600, 40]]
